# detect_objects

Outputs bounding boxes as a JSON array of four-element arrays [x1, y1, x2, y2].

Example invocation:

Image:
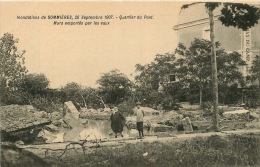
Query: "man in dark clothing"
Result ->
[[110, 107, 125, 138]]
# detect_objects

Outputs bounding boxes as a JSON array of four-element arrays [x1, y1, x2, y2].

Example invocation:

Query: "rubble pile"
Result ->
[[36, 101, 112, 143], [64, 101, 80, 120], [79, 107, 111, 119], [1, 102, 258, 144], [0, 105, 51, 143], [125, 105, 260, 134]]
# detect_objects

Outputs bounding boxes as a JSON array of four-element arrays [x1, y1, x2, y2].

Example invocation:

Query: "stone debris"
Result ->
[[52, 132, 64, 143], [36, 129, 64, 143], [2, 103, 257, 145], [64, 101, 80, 120], [50, 111, 63, 121], [37, 129, 57, 143], [64, 127, 85, 142], [0, 105, 50, 133], [64, 112, 84, 129], [0, 105, 51, 143], [153, 124, 174, 132], [223, 109, 250, 120], [44, 124, 59, 133]]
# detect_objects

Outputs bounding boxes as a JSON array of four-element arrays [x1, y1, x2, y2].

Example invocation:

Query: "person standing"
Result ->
[[110, 107, 125, 138], [135, 102, 145, 139]]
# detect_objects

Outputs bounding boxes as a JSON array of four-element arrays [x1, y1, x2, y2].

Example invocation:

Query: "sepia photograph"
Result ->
[[1, 1, 260, 166]]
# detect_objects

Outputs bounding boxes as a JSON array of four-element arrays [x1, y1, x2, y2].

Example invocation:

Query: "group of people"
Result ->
[[110, 102, 145, 139]]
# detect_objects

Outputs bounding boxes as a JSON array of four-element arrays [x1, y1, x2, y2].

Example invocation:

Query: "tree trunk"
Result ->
[[258, 73, 260, 108], [258, 59, 260, 108], [80, 94, 87, 108], [199, 86, 203, 108], [208, 8, 219, 131]]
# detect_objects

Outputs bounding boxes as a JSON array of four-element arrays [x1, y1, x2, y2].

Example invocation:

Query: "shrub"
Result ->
[[117, 99, 136, 116]]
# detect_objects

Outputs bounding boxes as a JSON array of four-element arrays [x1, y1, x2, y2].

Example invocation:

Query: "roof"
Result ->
[[0, 105, 51, 132], [174, 3, 221, 30], [174, 3, 260, 30]]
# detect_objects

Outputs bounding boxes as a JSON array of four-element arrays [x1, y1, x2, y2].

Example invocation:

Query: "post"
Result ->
[[208, 8, 219, 131]]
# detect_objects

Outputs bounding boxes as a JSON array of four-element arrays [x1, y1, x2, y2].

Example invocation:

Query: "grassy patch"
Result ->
[[51, 133, 260, 167]]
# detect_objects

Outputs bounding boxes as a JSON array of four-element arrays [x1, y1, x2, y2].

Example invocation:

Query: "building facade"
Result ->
[[173, 3, 260, 78]]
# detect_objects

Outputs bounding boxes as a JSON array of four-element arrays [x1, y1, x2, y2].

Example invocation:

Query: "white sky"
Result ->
[[1, 2, 184, 88]]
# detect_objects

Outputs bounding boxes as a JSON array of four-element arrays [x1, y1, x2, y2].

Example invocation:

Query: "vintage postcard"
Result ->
[[1, 1, 260, 166]]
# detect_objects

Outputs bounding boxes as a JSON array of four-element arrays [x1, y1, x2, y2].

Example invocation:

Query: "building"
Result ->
[[173, 3, 260, 78]]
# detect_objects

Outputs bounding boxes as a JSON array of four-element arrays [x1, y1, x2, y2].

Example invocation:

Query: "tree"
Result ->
[[182, 2, 259, 131], [249, 55, 260, 85], [175, 39, 213, 106], [135, 53, 177, 90], [97, 69, 133, 104], [248, 55, 260, 106], [175, 39, 246, 106], [0, 33, 28, 104], [134, 53, 184, 109], [61, 82, 85, 109], [0, 33, 27, 89], [18, 73, 50, 98]]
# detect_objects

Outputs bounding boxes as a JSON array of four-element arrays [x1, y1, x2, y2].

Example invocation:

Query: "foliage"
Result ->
[[117, 99, 136, 116], [134, 53, 181, 109], [248, 55, 260, 83], [222, 83, 242, 104], [135, 53, 176, 92], [183, 1, 260, 131], [61, 82, 104, 109], [175, 39, 246, 105], [219, 3, 260, 31], [97, 69, 133, 104], [82, 87, 101, 109], [246, 55, 259, 107], [30, 96, 62, 113], [175, 39, 213, 106], [0, 33, 28, 105], [0, 33, 28, 89], [61, 82, 84, 108], [18, 73, 50, 98], [2, 90, 28, 105]]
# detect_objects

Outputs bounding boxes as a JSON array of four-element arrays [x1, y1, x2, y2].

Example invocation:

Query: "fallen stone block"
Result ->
[[64, 127, 85, 142], [153, 124, 174, 132], [52, 132, 64, 143], [0, 105, 51, 143], [64, 112, 84, 129], [36, 129, 56, 143], [223, 109, 250, 120], [64, 101, 80, 120]]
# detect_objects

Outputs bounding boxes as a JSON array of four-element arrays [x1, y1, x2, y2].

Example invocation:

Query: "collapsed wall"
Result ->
[[0, 105, 51, 143]]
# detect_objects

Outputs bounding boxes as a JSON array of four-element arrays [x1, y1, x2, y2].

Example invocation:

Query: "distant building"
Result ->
[[173, 3, 260, 78]]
